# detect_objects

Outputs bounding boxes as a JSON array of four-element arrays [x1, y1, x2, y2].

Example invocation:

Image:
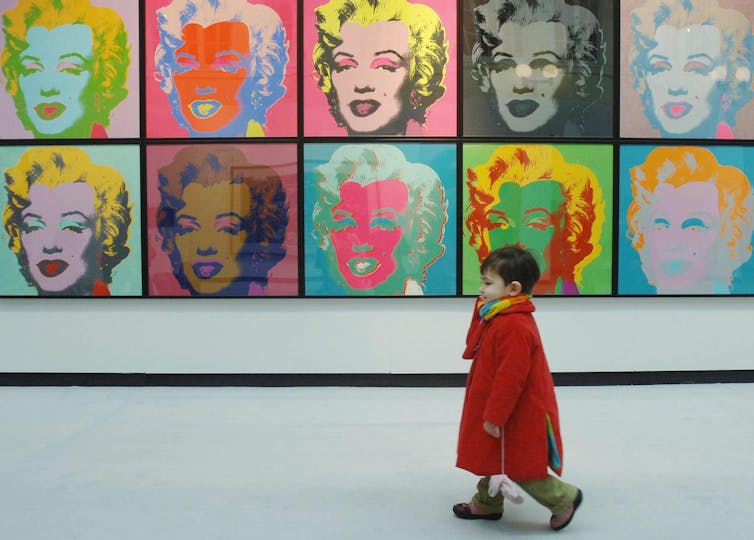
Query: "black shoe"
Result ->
[[453, 502, 502, 521], [550, 489, 583, 531]]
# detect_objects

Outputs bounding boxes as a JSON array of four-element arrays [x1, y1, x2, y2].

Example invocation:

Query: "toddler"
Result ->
[[453, 246, 583, 531]]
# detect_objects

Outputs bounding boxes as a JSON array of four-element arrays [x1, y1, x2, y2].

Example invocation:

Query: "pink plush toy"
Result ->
[[487, 473, 524, 503], [487, 429, 524, 504]]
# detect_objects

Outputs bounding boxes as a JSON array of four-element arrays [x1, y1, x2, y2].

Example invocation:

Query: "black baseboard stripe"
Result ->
[[1, 371, 753, 387]]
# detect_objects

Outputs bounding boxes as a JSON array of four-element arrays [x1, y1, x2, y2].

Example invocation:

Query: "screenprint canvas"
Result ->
[[304, 143, 457, 296], [146, 143, 298, 296], [619, 145, 754, 295], [462, 0, 614, 137], [0, 0, 140, 139], [0, 145, 142, 296], [144, 0, 297, 138], [303, 0, 457, 137], [462, 143, 613, 296], [620, 0, 754, 139]]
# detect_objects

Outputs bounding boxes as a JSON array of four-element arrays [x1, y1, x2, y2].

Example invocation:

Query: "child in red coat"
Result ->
[[453, 246, 583, 531]]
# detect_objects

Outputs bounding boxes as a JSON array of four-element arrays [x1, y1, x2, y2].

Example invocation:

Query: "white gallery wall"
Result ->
[[1, 296, 752, 373]]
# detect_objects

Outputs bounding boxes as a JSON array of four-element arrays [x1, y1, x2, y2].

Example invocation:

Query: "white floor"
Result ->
[[1, 383, 751, 539]]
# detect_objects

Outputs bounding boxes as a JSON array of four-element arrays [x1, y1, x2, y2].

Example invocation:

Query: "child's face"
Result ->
[[479, 269, 517, 304]]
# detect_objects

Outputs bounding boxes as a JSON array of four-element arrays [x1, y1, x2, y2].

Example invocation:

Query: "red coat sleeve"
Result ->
[[482, 318, 533, 427], [462, 302, 483, 360], [466, 303, 481, 343]]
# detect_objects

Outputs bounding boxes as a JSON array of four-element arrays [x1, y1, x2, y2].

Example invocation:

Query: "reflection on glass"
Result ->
[[629, 0, 754, 139], [157, 146, 288, 296], [469, 0, 606, 136]]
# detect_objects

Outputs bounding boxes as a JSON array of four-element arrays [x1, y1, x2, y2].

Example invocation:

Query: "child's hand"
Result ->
[[483, 421, 501, 438]]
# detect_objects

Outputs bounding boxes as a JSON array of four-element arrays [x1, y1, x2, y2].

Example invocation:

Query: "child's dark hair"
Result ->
[[481, 246, 541, 294]]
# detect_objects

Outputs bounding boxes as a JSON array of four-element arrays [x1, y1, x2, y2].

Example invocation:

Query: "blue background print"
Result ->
[[618, 144, 754, 295], [303, 142, 457, 296]]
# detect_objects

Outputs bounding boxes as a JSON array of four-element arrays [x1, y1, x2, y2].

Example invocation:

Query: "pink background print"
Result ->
[[302, 0, 457, 137], [145, 143, 299, 296], [144, 0, 297, 138]]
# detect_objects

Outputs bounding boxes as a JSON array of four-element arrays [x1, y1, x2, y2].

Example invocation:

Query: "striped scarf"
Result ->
[[478, 294, 531, 320]]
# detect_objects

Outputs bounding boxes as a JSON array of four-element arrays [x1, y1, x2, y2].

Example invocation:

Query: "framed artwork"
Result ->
[[303, 142, 457, 296], [302, 0, 458, 137], [0, 0, 140, 139], [620, 0, 754, 140], [146, 143, 299, 296], [619, 145, 754, 295], [0, 144, 142, 296], [461, 0, 614, 138], [462, 143, 613, 296], [144, 0, 297, 138], [6, 2, 754, 303]]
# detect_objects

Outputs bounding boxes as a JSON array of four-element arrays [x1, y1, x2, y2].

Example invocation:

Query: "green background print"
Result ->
[[461, 143, 613, 296]]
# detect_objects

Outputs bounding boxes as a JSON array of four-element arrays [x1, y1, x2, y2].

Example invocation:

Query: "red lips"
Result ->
[[38, 259, 68, 277]]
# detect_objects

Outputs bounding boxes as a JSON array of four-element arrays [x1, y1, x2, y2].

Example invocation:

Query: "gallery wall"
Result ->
[[3, 296, 754, 375], [2, 0, 754, 377]]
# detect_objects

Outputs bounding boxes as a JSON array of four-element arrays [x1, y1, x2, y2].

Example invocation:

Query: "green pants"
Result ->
[[471, 475, 579, 515]]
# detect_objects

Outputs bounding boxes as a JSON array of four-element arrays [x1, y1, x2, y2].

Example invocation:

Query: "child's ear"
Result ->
[[509, 281, 522, 295]]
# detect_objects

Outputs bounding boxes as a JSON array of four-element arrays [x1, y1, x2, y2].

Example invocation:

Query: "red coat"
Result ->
[[456, 298, 563, 481]]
